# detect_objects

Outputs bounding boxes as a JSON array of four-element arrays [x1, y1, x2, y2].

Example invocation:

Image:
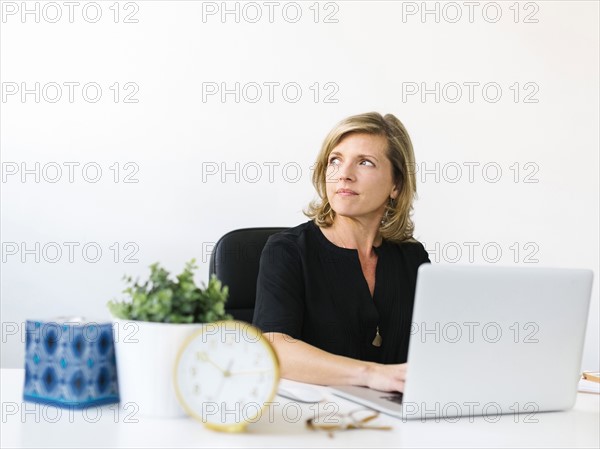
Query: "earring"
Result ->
[[381, 197, 395, 225]]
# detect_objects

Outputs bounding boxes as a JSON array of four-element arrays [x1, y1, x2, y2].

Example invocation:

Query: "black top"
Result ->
[[252, 220, 430, 364]]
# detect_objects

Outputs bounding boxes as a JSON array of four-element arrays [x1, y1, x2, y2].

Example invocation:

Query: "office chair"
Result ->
[[208, 227, 288, 323]]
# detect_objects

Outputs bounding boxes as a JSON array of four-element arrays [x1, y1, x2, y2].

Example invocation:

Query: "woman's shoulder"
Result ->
[[266, 221, 314, 244], [262, 221, 316, 258], [385, 237, 430, 263]]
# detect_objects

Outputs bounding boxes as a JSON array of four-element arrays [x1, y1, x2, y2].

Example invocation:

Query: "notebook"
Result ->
[[330, 265, 594, 420]]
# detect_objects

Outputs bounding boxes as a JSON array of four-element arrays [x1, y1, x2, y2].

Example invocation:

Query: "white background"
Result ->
[[1, 1, 598, 370]]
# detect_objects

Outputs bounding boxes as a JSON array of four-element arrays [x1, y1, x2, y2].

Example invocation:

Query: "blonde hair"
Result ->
[[304, 112, 418, 243]]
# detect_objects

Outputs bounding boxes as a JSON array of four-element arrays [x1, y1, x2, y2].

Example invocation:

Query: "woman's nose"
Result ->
[[336, 162, 354, 181]]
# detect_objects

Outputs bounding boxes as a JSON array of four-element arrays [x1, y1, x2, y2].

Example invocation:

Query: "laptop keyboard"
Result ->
[[380, 393, 403, 404]]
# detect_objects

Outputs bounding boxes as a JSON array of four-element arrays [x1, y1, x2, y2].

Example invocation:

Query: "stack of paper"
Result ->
[[578, 378, 600, 394]]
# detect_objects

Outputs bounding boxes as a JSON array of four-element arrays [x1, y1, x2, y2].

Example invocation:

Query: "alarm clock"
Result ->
[[173, 320, 280, 432]]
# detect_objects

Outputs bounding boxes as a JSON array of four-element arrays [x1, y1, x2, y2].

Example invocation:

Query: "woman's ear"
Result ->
[[390, 184, 399, 200]]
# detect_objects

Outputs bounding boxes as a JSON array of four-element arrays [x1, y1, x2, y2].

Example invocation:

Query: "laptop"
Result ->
[[330, 264, 594, 420]]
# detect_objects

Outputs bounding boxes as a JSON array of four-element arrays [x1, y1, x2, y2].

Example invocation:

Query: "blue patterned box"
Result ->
[[23, 318, 120, 408]]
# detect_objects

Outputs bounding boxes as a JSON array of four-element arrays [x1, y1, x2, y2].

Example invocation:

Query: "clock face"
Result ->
[[174, 320, 279, 431]]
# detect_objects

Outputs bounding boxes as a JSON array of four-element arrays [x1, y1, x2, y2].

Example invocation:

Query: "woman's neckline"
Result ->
[[308, 220, 386, 256]]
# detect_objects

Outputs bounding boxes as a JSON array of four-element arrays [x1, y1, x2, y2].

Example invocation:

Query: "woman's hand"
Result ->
[[363, 362, 408, 392], [264, 332, 409, 392]]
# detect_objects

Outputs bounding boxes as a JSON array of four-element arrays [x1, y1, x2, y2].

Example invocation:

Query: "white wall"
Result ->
[[2, 1, 598, 370]]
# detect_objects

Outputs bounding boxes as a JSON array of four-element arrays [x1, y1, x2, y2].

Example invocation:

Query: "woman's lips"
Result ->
[[336, 189, 358, 196]]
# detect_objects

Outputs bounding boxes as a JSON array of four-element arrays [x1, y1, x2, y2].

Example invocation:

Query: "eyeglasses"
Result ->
[[306, 408, 392, 438]]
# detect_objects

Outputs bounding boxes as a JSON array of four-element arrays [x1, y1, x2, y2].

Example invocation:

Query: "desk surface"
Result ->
[[2, 369, 599, 448]]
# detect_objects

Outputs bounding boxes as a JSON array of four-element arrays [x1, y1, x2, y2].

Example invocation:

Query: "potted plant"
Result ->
[[107, 259, 231, 418]]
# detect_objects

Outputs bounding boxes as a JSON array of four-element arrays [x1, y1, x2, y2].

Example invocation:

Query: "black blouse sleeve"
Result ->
[[252, 234, 305, 338], [418, 241, 431, 265]]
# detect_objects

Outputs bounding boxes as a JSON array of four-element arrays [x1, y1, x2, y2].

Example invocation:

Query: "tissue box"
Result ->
[[23, 319, 120, 408]]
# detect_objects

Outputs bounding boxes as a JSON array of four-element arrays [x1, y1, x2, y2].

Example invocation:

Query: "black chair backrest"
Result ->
[[209, 227, 288, 323]]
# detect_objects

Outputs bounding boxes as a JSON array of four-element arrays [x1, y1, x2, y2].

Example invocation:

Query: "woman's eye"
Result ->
[[360, 160, 374, 167], [328, 157, 340, 165]]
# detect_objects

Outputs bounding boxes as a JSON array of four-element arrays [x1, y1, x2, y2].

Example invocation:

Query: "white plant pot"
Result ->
[[112, 319, 203, 418]]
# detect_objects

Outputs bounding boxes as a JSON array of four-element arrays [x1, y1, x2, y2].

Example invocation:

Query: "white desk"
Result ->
[[2, 369, 599, 448]]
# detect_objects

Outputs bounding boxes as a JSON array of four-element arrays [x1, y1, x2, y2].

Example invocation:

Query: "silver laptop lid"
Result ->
[[402, 265, 593, 419]]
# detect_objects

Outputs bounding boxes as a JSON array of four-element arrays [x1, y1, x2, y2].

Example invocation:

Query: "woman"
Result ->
[[252, 112, 430, 393]]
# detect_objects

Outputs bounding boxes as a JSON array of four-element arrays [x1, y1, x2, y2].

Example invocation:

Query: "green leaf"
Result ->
[[106, 259, 232, 324]]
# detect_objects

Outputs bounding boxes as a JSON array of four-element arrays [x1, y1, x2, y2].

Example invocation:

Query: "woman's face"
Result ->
[[325, 133, 398, 222]]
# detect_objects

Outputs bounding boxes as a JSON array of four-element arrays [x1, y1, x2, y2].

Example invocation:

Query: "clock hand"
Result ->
[[214, 360, 235, 398], [229, 368, 274, 376], [196, 351, 228, 375]]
